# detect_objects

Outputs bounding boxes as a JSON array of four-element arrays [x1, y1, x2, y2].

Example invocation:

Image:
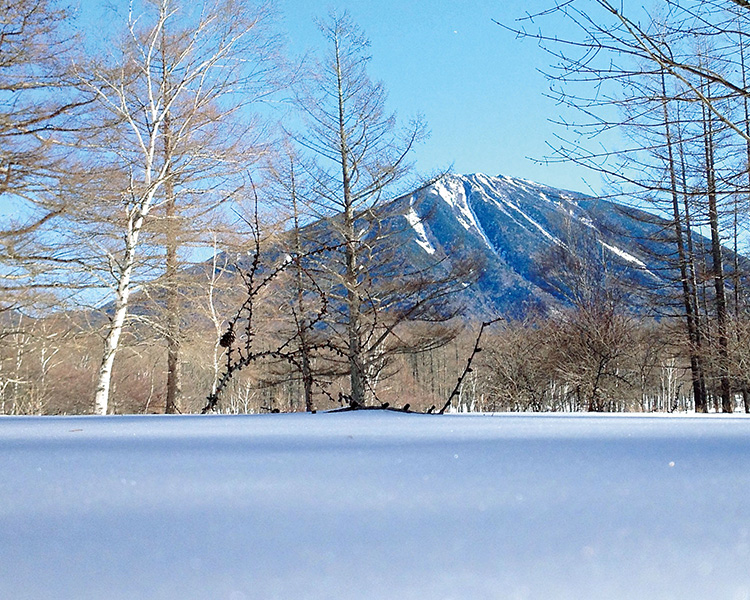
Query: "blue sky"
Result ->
[[277, 0, 600, 195], [72, 0, 601, 195]]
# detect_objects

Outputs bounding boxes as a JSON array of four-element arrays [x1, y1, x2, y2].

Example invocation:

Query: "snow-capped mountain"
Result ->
[[391, 173, 682, 316], [210, 172, 726, 319]]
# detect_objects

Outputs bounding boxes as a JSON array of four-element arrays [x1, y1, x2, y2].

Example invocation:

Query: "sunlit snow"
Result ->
[[405, 200, 436, 255], [1, 413, 749, 600], [471, 174, 563, 246], [599, 240, 659, 278], [600, 240, 647, 267], [432, 176, 494, 250]]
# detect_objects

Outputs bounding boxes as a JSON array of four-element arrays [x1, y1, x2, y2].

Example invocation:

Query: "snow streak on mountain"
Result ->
[[398, 173, 676, 316]]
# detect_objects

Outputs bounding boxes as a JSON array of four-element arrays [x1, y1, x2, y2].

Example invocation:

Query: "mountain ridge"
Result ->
[[189, 172, 736, 321], [386, 172, 677, 316]]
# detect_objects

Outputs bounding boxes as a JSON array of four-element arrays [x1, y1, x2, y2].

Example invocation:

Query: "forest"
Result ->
[[3, 0, 750, 415]]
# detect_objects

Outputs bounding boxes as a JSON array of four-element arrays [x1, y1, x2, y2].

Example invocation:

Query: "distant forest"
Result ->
[[2, 0, 750, 414]]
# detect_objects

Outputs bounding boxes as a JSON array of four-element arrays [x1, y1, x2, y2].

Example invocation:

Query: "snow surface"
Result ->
[[405, 198, 436, 255], [2, 413, 750, 600], [432, 176, 495, 250]]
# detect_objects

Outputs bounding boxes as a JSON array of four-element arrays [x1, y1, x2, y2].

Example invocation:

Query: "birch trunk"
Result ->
[[93, 211, 144, 414]]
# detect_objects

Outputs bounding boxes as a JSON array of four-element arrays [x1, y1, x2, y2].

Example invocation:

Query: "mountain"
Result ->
[[210, 172, 732, 320], [382, 173, 685, 317]]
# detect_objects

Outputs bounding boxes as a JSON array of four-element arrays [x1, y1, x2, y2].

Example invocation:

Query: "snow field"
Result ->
[[1, 412, 749, 600]]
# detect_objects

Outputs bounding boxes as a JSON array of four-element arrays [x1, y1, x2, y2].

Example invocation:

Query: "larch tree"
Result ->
[[501, 0, 750, 411], [0, 0, 89, 317], [291, 12, 468, 406], [263, 147, 319, 411]]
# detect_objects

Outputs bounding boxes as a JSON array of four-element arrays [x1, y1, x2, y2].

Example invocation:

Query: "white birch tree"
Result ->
[[75, 0, 279, 414]]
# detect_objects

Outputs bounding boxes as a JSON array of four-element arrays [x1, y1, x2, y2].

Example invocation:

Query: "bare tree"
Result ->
[[73, 0, 280, 414], [500, 0, 750, 411], [541, 220, 638, 411], [0, 0, 91, 317], [263, 148, 322, 411], [290, 12, 467, 406]]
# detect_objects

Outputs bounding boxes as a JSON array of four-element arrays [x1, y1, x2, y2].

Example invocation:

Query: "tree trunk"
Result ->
[[290, 164, 314, 412], [702, 98, 732, 413], [663, 83, 707, 413], [164, 170, 181, 414], [676, 113, 708, 411], [161, 16, 181, 415], [334, 35, 365, 406], [94, 213, 142, 414], [740, 22, 750, 317]]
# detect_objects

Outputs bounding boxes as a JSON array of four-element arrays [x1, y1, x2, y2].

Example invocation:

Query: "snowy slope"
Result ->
[[2, 413, 750, 600], [412, 173, 653, 264], [398, 173, 684, 315]]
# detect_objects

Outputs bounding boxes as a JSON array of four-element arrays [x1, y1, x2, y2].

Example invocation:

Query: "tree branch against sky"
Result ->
[[499, 0, 750, 412], [285, 11, 472, 406], [0, 0, 92, 317]]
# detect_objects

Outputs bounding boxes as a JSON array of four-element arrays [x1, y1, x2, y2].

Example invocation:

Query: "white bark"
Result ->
[[93, 194, 157, 414], [84, 0, 275, 414], [85, 1, 176, 415], [93, 214, 140, 414]]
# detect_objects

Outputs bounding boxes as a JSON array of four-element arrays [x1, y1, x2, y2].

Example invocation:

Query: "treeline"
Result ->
[[3, 305, 748, 414], [4, 0, 750, 414]]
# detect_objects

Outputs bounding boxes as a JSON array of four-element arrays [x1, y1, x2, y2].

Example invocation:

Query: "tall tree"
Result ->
[[502, 0, 750, 411], [75, 0, 279, 414], [264, 149, 319, 411], [659, 74, 708, 412], [0, 0, 88, 317], [291, 12, 465, 406]]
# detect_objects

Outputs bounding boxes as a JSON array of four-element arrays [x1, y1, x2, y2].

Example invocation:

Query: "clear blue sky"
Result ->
[[72, 0, 601, 196], [277, 0, 600, 195]]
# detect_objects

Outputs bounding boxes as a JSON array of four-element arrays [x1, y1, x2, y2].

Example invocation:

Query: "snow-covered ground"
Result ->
[[1, 412, 749, 600]]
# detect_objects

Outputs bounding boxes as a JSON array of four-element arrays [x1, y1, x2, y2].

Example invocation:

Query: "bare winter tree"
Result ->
[[290, 12, 469, 406], [263, 147, 324, 411], [542, 222, 638, 411], [0, 0, 90, 317], [150, 0, 281, 414], [73, 0, 281, 415], [500, 0, 750, 411]]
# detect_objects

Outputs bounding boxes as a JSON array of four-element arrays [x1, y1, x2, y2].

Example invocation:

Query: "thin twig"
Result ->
[[439, 317, 503, 415]]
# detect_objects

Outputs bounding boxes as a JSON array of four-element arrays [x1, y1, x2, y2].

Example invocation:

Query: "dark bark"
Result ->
[[702, 97, 732, 413], [290, 163, 314, 412], [676, 114, 708, 411], [663, 80, 707, 413], [162, 22, 181, 415], [334, 34, 365, 406]]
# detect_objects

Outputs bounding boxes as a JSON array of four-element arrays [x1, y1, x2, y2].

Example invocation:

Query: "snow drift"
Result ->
[[1, 412, 749, 599]]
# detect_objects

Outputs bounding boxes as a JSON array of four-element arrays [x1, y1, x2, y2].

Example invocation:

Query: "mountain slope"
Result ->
[[210, 172, 728, 320], [391, 173, 682, 316]]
